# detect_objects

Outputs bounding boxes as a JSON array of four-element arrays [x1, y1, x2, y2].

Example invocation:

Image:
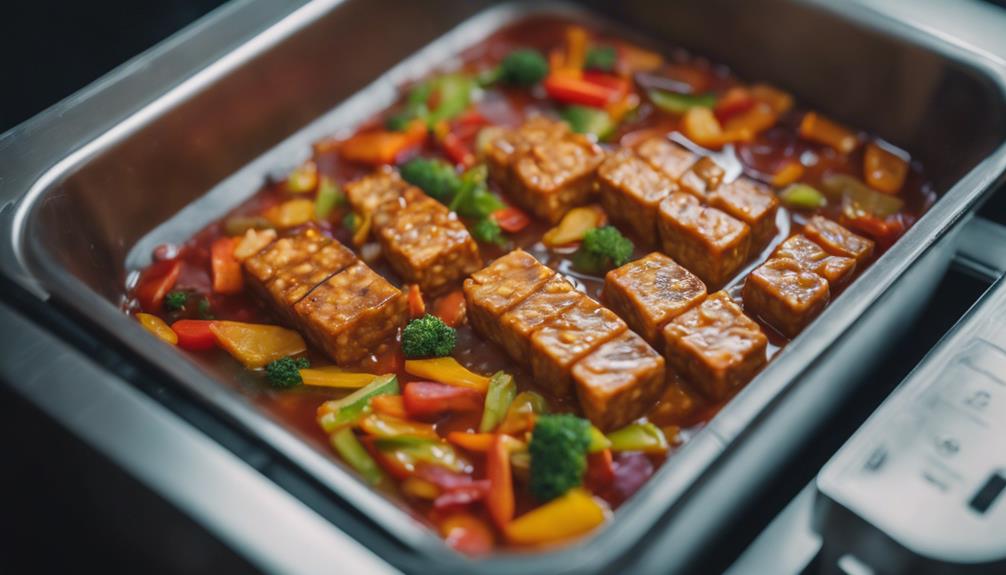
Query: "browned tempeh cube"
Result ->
[[636, 137, 696, 181], [602, 252, 707, 347], [344, 167, 417, 225], [709, 178, 780, 251], [498, 274, 581, 364], [462, 249, 555, 346], [378, 194, 482, 294], [663, 291, 767, 401], [773, 234, 856, 289], [742, 257, 830, 338], [597, 149, 678, 246], [804, 215, 875, 265], [572, 330, 666, 431], [678, 156, 725, 200], [657, 192, 751, 288], [293, 262, 407, 365], [530, 295, 626, 395], [485, 117, 570, 186]]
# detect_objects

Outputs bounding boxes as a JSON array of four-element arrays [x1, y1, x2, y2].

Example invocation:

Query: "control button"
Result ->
[[969, 471, 1006, 514], [963, 389, 991, 411], [934, 435, 960, 457], [863, 446, 887, 472]]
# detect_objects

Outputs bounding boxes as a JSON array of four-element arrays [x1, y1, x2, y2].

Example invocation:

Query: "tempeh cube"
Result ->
[[462, 250, 554, 346], [804, 215, 875, 265], [657, 192, 751, 288], [742, 257, 830, 338], [597, 149, 678, 246], [663, 291, 767, 401], [709, 178, 779, 250], [485, 117, 569, 186], [529, 295, 626, 395], [377, 195, 482, 294], [678, 156, 725, 200], [572, 330, 666, 431], [344, 167, 416, 224], [293, 262, 407, 365], [636, 137, 696, 181], [498, 274, 581, 364], [602, 252, 707, 347], [773, 234, 856, 289]]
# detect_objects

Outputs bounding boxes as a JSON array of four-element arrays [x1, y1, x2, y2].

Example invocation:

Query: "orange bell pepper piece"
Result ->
[[863, 142, 909, 194], [371, 395, 408, 419], [136, 313, 177, 345], [799, 112, 858, 154], [486, 434, 515, 529], [432, 290, 467, 328], [447, 432, 526, 453], [439, 513, 495, 556], [770, 161, 805, 187], [209, 321, 306, 368], [135, 259, 181, 312], [407, 284, 426, 318], [339, 120, 427, 166], [210, 237, 244, 295]]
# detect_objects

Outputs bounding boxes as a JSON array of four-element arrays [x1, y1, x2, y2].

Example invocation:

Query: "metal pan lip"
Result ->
[[6, 0, 1006, 570]]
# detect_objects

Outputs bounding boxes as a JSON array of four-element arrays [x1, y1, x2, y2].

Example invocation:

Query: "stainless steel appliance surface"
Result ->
[[1, 1, 1005, 573]]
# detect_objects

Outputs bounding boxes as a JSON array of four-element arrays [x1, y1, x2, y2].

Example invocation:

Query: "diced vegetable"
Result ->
[[209, 320, 307, 369], [317, 374, 399, 432], [779, 183, 827, 210], [447, 432, 526, 453], [472, 217, 506, 247], [404, 358, 491, 392], [374, 436, 470, 473], [314, 177, 343, 221], [620, 45, 663, 73], [544, 74, 627, 108], [233, 228, 277, 262], [401, 476, 440, 500], [680, 107, 728, 149], [481, 48, 550, 87], [799, 112, 858, 154], [299, 367, 377, 389], [845, 213, 907, 249], [588, 426, 612, 453], [439, 131, 475, 168], [750, 83, 793, 115], [164, 290, 188, 312], [426, 75, 476, 127], [432, 290, 466, 328], [331, 427, 387, 486], [197, 297, 214, 320], [479, 372, 517, 433], [371, 395, 407, 419], [770, 162, 805, 188], [223, 215, 273, 237], [723, 102, 777, 138], [586, 449, 616, 488], [584, 45, 617, 72], [136, 259, 182, 312], [821, 174, 904, 218], [498, 391, 548, 435], [407, 284, 426, 318], [606, 422, 668, 453], [487, 434, 516, 528], [572, 225, 634, 275], [648, 89, 717, 115], [503, 488, 607, 545], [402, 314, 457, 359], [136, 313, 177, 345], [340, 120, 427, 166], [491, 206, 531, 234], [359, 413, 439, 440], [265, 356, 310, 389], [564, 26, 589, 71], [210, 237, 244, 295], [543, 204, 606, 247], [265, 198, 316, 229], [439, 513, 495, 556], [713, 87, 755, 123], [286, 160, 318, 194], [863, 142, 909, 194], [560, 105, 616, 140], [529, 414, 592, 501], [403, 381, 484, 418], [400, 157, 461, 203], [449, 165, 505, 219], [171, 319, 217, 351]]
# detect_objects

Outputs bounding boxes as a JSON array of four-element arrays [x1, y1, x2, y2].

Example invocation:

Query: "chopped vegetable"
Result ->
[[223, 215, 273, 237], [171, 319, 217, 351], [491, 206, 531, 234], [402, 314, 457, 359], [210, 237, 244, 295], [447, 432, 526, 453], [432, 289, 466, 328], [799, 112, 858, 154], [529, 413, 592, 501], [265, 356, 310, 389], [498, 391, 548, 435], [331, 427, 387, 486], [314, 177, 343, 221], [342, 212, 358, 234], [680, 106, 733, 149], [266, 198, 316, 229], [164, 290, 188, 312], [750, 83, 793, 115], [371, 395, 407, 419], [572, 225, 634, 275], [544, 73, 627, 108], [620, 45, 663, 73], [584, 45, 617, 72], [136, 313, 178, 345], [713, 87, 755, 123], [503, 488, 606, 545], [403, 381, 484, 418], [286, 160, 318, 194], [585, 449, 616, 488], [648, 89, 717, 114], [479, 372, 516, 433], [487, 434, 516, 528], [197, 297, 214, 320], [233, 228, 277, 261], [723, 102, 777, 138], [209, 320, 307, 369], [439, 513, 494, 556], [339, 120, 427, 166], [542, 204, 606, 247], [404, 358, 491, 392], [487, 48, 550, 87], [374, 436, 469, 473], [472, 217, 506, 246], [863, 142, 909, 194], [588, 426, 612, 453], [426, 75, 475, 127], [606, 422, 668, 453], [770, 162, 805, 188], [359, 413, 439, 440], [821, 174, 904, 218], [560, 105, 616, 140], [449, 165, 505, 219], [318, 374, 399, 432], [439, 131, 475, 168], [779, 183, 827, 210], [401, 476, 441, 500], [407, 284, 425, 318], [136, 259, 182, 312], [299, 367, 377, 389], [400, 157, 461, 203], [385, 82, 433, 131]]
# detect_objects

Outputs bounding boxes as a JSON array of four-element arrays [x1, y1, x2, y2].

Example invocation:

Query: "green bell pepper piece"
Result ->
[[479, 371, 517, 432], [318, 374, 399, 433]]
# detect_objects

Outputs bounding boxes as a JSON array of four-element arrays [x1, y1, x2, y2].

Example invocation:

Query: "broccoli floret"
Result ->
[[266, 356, 310, 389], [529, 414, 592, 501], [401, 314, 456, 358], [487, 49, 548, 87], [400, 157, 462, 203], [585, 45, 617, 72], [572, 225, 634, 275], [197, 297, 215, 320], [164, 290, 188, 311], [472, 217, 506, 246]]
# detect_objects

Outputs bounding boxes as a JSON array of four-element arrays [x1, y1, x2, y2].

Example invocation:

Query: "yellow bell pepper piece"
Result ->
[[504, 488, 608, 545], [404, 358, 491, 392], [401, 477, 440, 500], [299, 368, 377, 389], [266, 198, 316, 228], [209, 320, 306, 369], [358, 413, 439, 440], [542, 205, 606, 247], [136, 313, 177, 345]]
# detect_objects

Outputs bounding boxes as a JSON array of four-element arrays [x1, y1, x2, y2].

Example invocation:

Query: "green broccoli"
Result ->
[[480, 48, 549, 87], [529, 414, 592, 501], [449, 165, 504, 219], [472, 217, 506, 246], [342, 212, 359, 233], [401, 314, 457, 358], [164, 290, 188, 311], [572, 225, 634, 275], [266, 356, 310, 389], [585, 45, 617, 72], [400, 157, 462, 203], [197, 297, 215, 320]]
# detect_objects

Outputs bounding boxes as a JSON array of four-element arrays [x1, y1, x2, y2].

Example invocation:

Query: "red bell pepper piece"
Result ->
[[714, 87, 756, 123], [544, 73, 625, 108], [586, 448, 615, 489], [438, 513, 495, 556], [432, 290, 467, 328], [440, 131, 475, 168], [433, 479, 490, 510], [171, 319, 217, 351], [486, 434, 515, 529], [491, 207, 531, 233], [581, 71, 630, 94], [210, 237, 243, 295], [403, 381, 484, 419], [407, 284, 426, 318], [135, 259, 182, 312]]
